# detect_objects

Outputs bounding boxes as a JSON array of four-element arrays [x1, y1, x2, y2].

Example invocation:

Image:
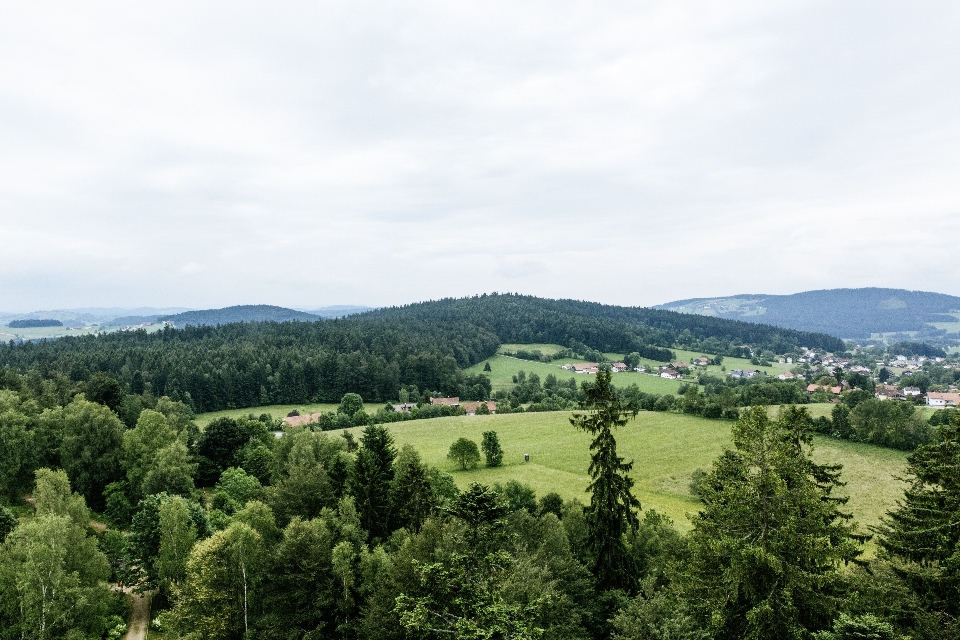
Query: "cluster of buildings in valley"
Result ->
[[392, 397, 497, 415]]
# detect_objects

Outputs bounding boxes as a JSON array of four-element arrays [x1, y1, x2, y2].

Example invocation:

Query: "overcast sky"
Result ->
[[1, 1, 958, 312]]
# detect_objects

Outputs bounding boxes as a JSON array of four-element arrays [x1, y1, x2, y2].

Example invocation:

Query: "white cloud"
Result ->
[[0, 1, 958, 310]]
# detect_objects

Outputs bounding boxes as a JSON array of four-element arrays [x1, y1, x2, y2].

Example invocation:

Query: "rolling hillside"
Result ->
[[656, 288, 960, 342], [161, 304, 321, 326]]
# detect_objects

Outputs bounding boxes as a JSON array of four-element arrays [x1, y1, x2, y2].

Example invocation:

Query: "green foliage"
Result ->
[[156, 496, 197, 598], [57, 397, 126, 510], [680, 406, 866, 639], [878, 416, 960, 622], [0, 506, 16, 542], [338, 392, 364, 416], [351, 425, 396, 542], [82, 371, 125, 413], [849, 399, 932, 451], [213, 467, 262, 514], [482, 430, 504, 467], [172, 522, 266, 639], [0, 470, 116, 640], [571, 368, 641, 591], [813, 613, 899, 640], [448, 437, 481, 470], [128, 492, 210, 591], [495, 479, 537, 515]]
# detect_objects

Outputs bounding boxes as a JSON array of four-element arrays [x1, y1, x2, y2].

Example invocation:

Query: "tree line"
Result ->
[[0, 294, 844, 414]]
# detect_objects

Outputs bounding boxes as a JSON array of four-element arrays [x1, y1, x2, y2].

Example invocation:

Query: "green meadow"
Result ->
[[340, 410, 908, 538]]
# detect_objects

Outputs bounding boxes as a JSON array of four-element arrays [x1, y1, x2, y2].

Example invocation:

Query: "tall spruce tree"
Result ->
[[350, 424, 397, 542], [681, 406, 866, 639], [570, 368, 641, 591], [878, 414, 960, 623]]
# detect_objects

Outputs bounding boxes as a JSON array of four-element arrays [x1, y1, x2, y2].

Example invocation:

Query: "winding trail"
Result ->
[[123, 589, 151, 640]]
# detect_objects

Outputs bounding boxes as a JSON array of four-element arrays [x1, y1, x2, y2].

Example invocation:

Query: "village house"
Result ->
[[610, 362, 628, 372], [776, 371, 796, 380], [671, 361, 690, 369], [903, 387, 922, 397], [659, 368, 681, 380], [926, 392, 960, 408], [807, 383, 842, 395], [566, 363, 600, 374], [875, 385, 905, 401], [429, 396, 460, 406], [284, 412, 323, 427], [392, 403, 416, 412], [694, 357, 710, 366], [462, 401, 497, 415], [634, 365, 646, 373], [729, 369, 759, 379]]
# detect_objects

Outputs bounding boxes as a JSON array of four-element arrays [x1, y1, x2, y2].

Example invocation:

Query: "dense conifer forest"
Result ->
[[0, 294, 843, 413]]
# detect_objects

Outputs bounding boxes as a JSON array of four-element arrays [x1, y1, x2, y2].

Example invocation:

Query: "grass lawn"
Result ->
[[465, 353, 688, 396], [345, 410, 908, 540], [468, 343, 798, 400]]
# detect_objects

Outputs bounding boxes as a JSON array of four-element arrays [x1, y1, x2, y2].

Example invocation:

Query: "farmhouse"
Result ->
[[462, 401, 497, 415], [776, 372, 796, 380], [807, 384, 842, 395], [569, 363, 600, 374], [926, 392, 960, 407], [875, 385, 905, 401], [284, 412, 323, 427], [729, 369, 759, 379], [429, 397, 460, 406], [694, 357, 710, 366], [659, 368, 681, 380], [610, 362, 628, 372]]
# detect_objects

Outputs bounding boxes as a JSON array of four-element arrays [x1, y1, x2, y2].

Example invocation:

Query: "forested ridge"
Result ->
[[0, 294, 844, 413], [659, 287, 960, 340]]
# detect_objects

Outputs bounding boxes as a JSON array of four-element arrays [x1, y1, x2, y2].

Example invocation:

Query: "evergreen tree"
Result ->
[[681, 406, 866, 639], [350, 424, 396, 542], [877, 415, 960, 624], [569, 368, 641, 591]]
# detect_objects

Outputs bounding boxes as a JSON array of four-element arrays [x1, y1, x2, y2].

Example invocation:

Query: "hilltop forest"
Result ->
[[0, 294, 843, 413]]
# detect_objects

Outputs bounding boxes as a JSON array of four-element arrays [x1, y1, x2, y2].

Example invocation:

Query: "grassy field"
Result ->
[[0, 322, 169, 342], [467, 343, 799, 398], [343, 410, 909, 539]]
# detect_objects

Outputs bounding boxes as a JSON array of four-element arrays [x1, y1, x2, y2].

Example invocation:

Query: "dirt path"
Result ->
[[123, 589, 151, 640]]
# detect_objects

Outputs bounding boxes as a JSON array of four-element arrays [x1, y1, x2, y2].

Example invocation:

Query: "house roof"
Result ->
[[429, 397, 460, 406], [462, 401, 497, 413], [927, 392, 960, 404], [284, 412, 323, 426], [571, 362, 600, 371], [807, 384, 842, 394]]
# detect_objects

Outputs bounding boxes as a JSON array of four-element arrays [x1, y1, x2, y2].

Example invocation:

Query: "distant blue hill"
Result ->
[[300, 305, 374, 318], [655, 288, 960, 343], [161, 305, 320, 327]]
